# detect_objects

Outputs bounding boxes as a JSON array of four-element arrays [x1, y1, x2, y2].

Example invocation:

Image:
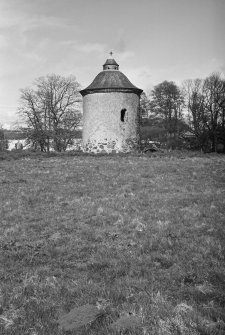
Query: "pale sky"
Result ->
[[0, 0, 225, 126]]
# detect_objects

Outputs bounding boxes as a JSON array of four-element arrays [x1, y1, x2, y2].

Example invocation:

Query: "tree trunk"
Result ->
[[211, 135, 217, 152]]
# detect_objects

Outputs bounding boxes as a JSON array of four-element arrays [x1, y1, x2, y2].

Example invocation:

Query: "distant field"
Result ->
[[0, 153, 225, 334]]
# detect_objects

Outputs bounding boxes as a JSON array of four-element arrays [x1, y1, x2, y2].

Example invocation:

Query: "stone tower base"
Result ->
[[82, 92, 140, 153], [82, 137, 140, 154]]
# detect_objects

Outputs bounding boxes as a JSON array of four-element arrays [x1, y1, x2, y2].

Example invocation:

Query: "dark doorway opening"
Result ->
[[120, 109, 127, 122]]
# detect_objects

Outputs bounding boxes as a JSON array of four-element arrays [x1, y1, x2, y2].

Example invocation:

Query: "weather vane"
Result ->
[[109, 51, 113, 57]]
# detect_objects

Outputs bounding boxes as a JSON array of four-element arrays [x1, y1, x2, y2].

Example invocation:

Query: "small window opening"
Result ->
[[121, 109, 127, 122]]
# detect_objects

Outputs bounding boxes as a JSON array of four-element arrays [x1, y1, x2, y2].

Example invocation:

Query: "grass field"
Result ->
[[0, 152, 225, 334]]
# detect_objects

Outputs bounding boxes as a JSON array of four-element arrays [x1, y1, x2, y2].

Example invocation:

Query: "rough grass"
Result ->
[[0, 151, 225, 334]]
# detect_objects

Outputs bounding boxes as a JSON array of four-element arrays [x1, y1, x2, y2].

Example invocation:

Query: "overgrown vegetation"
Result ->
[[0, 152, 225, 334], [140, 73, 225, 152]]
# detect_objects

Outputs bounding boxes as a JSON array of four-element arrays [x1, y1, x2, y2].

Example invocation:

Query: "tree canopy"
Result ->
[[140, 82, 187, 149]]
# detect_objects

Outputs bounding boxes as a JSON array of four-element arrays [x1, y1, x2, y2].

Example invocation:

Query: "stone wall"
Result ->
[[82, 92, 140, 153]]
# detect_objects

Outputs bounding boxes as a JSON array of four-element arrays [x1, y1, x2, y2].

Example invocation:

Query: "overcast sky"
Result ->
[[0, 0, 225, 126]]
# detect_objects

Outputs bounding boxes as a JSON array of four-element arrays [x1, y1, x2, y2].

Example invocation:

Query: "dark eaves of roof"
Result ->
[[80, 70, 143, 96]]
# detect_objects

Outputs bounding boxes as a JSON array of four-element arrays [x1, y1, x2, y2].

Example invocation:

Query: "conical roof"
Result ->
[[103, 58, 119, 67], [80, 56, 142, 97]]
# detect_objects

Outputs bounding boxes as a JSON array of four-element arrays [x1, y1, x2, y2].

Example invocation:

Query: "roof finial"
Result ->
[[102, 52, 119, 70]]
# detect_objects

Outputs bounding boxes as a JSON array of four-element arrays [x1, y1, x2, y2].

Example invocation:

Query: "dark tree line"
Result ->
[[15, 71, 225, 153], [0, 126, 8, 151], [140, 81, 188, 149], [140, 73, 225, 152]]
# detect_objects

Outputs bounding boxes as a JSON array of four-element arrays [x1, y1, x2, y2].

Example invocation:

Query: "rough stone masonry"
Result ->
[[80, 54, 143, 153]]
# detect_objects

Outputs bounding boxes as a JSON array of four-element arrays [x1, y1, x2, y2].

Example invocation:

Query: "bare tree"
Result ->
[[140, 92, 151, 120], [19, 74, 82, 152], [203, 73, 225, 152], [182, 78, 208, 149], [183, 74, 225, 152]]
